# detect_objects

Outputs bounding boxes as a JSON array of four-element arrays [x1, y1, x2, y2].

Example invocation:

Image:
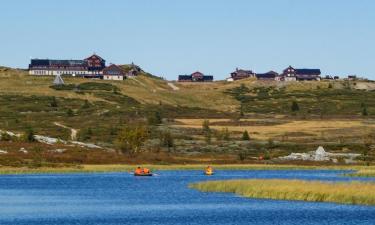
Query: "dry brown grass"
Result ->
[[173, 118, 375, 140], [191, 179, 375, 205]]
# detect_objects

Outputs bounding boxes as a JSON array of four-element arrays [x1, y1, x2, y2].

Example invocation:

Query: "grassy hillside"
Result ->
[[0, 67, 375, 167]]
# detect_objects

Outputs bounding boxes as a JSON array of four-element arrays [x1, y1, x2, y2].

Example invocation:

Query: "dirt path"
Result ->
[[167, 82, 180, 91], [54, 122, 78, 141]]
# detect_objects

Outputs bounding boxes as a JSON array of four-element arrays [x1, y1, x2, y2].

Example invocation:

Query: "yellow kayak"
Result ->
[[205, 170, 214, 175]]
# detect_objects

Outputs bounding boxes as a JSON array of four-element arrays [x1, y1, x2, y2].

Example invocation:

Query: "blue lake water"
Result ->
[[0, 170, 375, 225]]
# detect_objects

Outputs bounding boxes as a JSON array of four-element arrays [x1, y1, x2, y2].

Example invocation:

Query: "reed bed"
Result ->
[[347, 169, 375, 177], [190, 179, 375, 205]]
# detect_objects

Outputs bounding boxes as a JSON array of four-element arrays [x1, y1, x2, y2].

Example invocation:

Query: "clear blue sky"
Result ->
[[1, 0, 374, 80]]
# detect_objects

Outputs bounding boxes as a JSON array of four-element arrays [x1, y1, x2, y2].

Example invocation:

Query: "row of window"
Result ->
[[32, 70, 102, 75]]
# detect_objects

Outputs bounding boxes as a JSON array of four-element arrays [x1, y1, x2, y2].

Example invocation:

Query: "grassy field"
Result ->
[[190, 179, 375, 205]]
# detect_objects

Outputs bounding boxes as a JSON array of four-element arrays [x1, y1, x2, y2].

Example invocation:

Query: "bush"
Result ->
[[116, 123, 149, 154], [66, 108, 74, 117], [50, 96, 58, 107], [0, 131, 13, 141], [291, 101, 300, 112], [147, 111, 162, 125], [159, 130, 174, 151], [23, 127, 36, 142]]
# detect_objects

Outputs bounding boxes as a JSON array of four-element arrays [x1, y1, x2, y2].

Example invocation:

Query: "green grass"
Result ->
[[190, 179, 375, 205], [0, 164, 372, 175]]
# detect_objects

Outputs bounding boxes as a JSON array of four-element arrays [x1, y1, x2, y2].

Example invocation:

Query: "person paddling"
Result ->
[[135, 166, 142, 175], [143, 168, 150, 174]]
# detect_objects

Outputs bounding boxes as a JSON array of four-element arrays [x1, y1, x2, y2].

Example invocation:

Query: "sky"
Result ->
[[0, 0, 374, 80]]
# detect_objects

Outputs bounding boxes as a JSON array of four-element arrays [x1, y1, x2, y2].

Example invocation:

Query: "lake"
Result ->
[[0, 170, 375, 225]]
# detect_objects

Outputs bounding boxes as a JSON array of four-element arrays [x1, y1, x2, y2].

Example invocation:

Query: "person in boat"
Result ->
[[135, 166, 142, 175], [143, 168, 150, 174], [205, 166, 213, 174]]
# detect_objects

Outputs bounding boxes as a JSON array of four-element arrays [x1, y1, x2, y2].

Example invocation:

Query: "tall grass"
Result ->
[[190, 179, 375, 205], [347, 169, 375, 177]]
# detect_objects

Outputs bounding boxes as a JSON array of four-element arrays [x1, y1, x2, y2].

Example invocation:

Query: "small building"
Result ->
[[178, 71, 213, 82], [230, 68, 255, 80], [256, 71, 279, 80], [102, 64, 126, 80], [348, 75, 357, 80], [282, 66, 320, 81]]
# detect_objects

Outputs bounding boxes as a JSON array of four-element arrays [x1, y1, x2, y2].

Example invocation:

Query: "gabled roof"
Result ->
[[191, 71, 204, 77], [85, 54, 105, 61], [103, 64, 125, 75]]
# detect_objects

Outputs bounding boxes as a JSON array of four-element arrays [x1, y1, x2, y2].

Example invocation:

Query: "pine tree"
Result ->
[[242, 130, 250, 140], [291, 101, 300, 112]]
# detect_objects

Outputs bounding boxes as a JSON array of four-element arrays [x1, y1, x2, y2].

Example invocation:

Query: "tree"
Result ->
[[24, 127, 36, 142], [242, 130, 250, 141], [362, 106, 368, 116], [50, 97, 58, 107], [82, 100, 90, 109], [202, 120, 210, 133], [147, 111, 162, 125], [202, 120, 211, 144], [159, 130, 174, 151], [66, 108, 74, 117], [291, 101, 300, 112], [116, 124, 149, 154]]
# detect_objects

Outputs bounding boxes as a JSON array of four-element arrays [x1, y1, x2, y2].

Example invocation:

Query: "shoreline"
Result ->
[[0, 164, 371, 175]]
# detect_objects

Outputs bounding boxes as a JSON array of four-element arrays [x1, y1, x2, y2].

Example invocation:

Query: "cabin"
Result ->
[[230, 68, 255, 80], [102, 64, 126, 80], [178, 71, 213, 82], [256, 71, 279, 80], [295, 69, 321, 81], [282, 66, 320, 81]]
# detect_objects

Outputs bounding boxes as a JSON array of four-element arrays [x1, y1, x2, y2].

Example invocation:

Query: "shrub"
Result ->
[[50, 96, 58, 107], [115, 123, 149, 154], [23, 127, 36, 142], [66, 108, 74, 117], [0, 131, 13, 141], [291, 101, 300, 112], [159, 130, 174, 151], [147, 111, 162, 125]]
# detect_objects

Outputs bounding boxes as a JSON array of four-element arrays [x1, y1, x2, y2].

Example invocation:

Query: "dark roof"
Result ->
[[256, 72, 277, 79], [295, 69, 321, 75], [30, 59, 49, 66], [203, 75, 214, 81], [30, 59, 87, 67], [178, 75, 192, 80]]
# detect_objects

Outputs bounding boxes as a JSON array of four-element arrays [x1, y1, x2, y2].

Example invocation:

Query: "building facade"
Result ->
[[29, 54, 106, 78], [102, 64, 126, 80], [178, 71, 213, 82], [281, 66, 321, 81], [230, 68, 256, 80], [256, 71, 279, 80]]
